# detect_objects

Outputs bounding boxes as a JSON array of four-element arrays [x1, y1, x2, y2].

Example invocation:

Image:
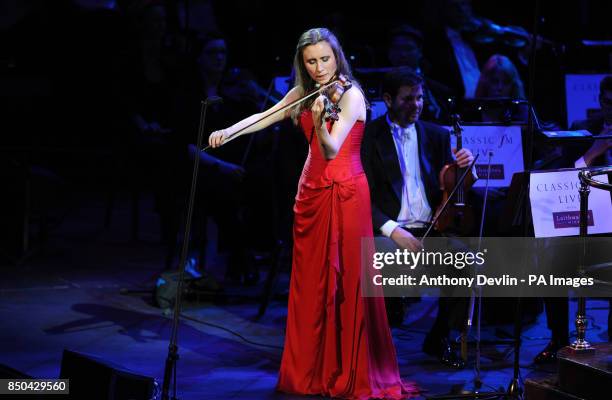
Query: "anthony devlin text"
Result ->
[[372, 274, 519, 287]]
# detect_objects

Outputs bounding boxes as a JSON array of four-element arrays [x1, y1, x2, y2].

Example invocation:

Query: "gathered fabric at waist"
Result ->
[[301, 151, 364, 182]]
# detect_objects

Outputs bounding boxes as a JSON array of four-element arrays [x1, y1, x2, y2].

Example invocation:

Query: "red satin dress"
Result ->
[[277, 111, 418, 399]]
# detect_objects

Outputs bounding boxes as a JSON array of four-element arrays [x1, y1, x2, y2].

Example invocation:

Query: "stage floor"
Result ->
[[1, 192, 610, 399]]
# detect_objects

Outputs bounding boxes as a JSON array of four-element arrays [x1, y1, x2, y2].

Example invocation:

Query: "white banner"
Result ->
[[565, 74, 606, 127], [449, 125, 524, 188], [530, 169, 612, 238]]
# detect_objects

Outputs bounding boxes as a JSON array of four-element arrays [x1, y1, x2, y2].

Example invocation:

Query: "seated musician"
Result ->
[[472, 54, 528, 124], [535, 75, 612, 364], [569, 75, 612, 168], [362, 67, 475, 368]]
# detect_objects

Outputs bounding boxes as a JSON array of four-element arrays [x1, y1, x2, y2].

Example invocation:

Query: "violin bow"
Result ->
[[201, 78, 342, 152], [239, 77, 276, 166]]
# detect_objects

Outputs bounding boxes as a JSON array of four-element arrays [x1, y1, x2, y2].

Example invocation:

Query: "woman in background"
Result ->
[[474, 54, 527, 123]]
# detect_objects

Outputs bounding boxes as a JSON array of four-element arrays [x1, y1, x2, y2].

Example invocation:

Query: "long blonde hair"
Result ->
[[475, 54, 525, 99], [291, 27, 362, 123]]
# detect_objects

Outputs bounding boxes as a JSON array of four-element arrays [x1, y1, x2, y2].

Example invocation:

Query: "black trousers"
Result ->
[[543, 297, 569, 344], [378, 226, 468, 339]]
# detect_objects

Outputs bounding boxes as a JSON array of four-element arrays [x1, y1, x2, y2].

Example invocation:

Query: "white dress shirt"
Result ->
[[380, 115, 432, 237], [574, 122, 612, 168]]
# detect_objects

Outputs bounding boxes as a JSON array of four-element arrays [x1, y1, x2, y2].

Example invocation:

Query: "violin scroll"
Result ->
[[450, 113, 463, 135]]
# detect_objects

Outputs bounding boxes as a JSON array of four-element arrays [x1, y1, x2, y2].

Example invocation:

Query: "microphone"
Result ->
[[205, 96, 223, 105]]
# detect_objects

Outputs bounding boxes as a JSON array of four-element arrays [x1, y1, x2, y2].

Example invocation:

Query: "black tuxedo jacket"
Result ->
[[361, 115, 454, 232]]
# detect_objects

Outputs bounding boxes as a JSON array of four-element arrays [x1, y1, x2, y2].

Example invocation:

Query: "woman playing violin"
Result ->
[[209, 27, 416, 399]]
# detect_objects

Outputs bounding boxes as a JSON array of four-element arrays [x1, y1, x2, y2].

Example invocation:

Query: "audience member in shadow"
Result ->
[[458, 54, 532, 252], [533, 76, 612, 364], [472, 54, 528, 123], [178, 32, 261, 285], [118, 2, 194, 252], [564, 75, 612, 169], [386, 24, 452, 122]]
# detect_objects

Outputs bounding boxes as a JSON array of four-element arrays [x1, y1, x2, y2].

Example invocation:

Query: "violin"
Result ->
[[317, 74, 353, 122], [203, 74, 352, 151], [465, 17, 558, 51], [465, 17, 528, 48], [434, 114, 477, 235]]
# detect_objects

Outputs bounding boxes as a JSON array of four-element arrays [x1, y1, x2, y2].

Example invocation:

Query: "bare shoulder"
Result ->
[[338, 85, 367, 120], [340, 85, 364, 103]]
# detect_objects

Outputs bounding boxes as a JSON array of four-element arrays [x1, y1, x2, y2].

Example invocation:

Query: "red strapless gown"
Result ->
[[277, 111, 418, 399]]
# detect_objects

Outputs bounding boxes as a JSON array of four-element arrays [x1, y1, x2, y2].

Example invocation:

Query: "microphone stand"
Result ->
[[426, 153, 507, 400], [161, 96, 221, 400], [446, 3, 546, 398], [505, 2, 543, 398], [443, 152, 509, 400], [471, 152, 495, 389]]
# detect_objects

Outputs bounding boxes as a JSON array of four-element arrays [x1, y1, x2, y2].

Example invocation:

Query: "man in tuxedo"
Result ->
[[535, 75, 612, 364], [361, 68, 475, 368]]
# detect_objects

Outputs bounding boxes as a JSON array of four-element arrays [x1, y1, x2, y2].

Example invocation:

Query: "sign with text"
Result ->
[[448, 125, 524, 187], [565, 74, 606, 127], [530, 169, 612, 237]]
